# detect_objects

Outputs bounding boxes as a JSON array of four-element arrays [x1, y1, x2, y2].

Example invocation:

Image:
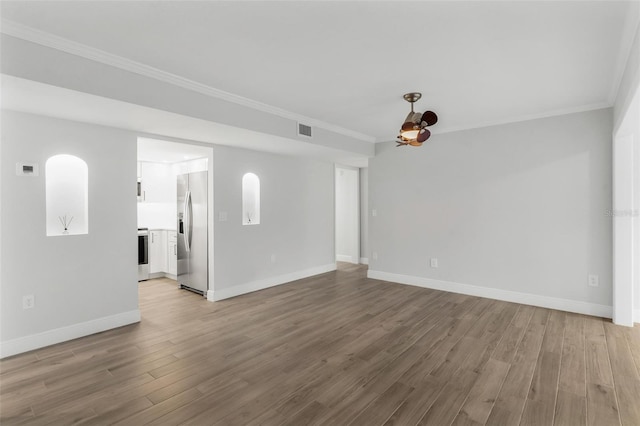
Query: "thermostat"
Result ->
[[16, 162, 39, 176]]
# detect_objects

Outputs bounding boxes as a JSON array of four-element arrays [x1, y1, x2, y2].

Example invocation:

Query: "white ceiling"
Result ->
[[1, 1, 638, 142]]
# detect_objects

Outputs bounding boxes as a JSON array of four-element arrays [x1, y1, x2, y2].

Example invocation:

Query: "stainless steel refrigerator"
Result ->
[[177, 171, 208, 295]]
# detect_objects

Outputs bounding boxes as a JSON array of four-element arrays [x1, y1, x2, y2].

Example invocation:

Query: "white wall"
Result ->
[[335, 166, 359, 264], [614, 88, 640, 324], [1, 110, 139, 357], [636, 112, 640, 322], [614, 9, 640, 133], [210, 146, 335, 300], [613, 14, 640, 324], [360, 167, 369, 263], [369, 108, 613, 317]]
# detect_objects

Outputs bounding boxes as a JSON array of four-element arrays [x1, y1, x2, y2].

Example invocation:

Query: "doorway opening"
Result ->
[[136, 137, 214, 300], [613, 86, 640, 326], [335, 166, 360, 265]]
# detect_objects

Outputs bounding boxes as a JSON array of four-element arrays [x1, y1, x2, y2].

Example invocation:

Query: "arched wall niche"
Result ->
[[242, 172, 260, 225], [45, 154, 88, 236]]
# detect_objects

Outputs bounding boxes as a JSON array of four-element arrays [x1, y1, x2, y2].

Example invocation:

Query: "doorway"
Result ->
[[613, 86, 640, 326], [136, 137, 214, 299], [335, 166, 360, 264]]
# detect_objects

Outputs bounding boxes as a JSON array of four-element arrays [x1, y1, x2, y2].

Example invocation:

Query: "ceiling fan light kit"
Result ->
[[397, 92, 438, 147]]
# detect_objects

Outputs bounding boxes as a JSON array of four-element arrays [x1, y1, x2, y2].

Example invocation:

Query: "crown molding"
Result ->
[[413, 101, 612, 138], [377, 101, 612, 143], [0, 19, 376, 143]]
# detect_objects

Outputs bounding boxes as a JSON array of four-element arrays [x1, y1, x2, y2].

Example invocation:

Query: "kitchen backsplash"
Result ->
[[138, 202, 176, 230]]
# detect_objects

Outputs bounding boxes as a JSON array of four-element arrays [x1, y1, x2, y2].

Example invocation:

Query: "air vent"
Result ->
[[298, 123, 313, 138]]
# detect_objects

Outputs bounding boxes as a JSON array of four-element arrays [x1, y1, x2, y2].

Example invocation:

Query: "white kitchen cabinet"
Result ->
[[167, 231, 177, 276], [140, 162, 173, 203], [149, 230, 167, 274]]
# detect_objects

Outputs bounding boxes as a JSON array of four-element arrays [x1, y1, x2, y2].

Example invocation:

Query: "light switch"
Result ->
[[219, 211, 228, 222]]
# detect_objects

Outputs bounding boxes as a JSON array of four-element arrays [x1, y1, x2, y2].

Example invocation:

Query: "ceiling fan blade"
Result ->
[[421, 111, 438, 126], [417, 128, 431, 142], [401, 121, 417, 132]]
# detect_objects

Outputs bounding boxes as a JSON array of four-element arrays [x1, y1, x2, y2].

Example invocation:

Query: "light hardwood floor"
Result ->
[[1, 263, 639, 425]]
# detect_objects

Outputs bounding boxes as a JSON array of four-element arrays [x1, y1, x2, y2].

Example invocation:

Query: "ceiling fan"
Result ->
[[396, 92, 438, 147]]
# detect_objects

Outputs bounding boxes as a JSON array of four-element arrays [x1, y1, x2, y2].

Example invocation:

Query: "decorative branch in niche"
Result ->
[[58, 214, 74, 234], [242, 172, 260, 225], [46, 154, 88, 236]]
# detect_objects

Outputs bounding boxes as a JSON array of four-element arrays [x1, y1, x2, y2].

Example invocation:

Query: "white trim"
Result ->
[[432, 102, 612, 137], [207, 263, 336, 302], [147, 272, 177, 280], [367, 270, 613, 319], [359, 257, 369, 265], [635, 309, 640, 324], [335, 165, 360, 267], [336, 254, 356, 263], [613, 133, 635, 326], [0, 310, 140, 359], [0, 19, 375, 144]]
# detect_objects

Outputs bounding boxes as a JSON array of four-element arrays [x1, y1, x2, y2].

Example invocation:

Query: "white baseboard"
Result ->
[[367, 270, 612, 319], [359, 257, 369, 265], [207, 263, 337, 302], [148, 272, 177, 280], [336, 254, 356, 263], [0, 309, 140, 359], [635, 309, 640, 324]]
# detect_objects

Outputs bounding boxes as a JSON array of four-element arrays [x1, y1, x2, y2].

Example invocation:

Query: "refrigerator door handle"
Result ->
[[188, 190, 194, 251], [184, 190, 191, 252]]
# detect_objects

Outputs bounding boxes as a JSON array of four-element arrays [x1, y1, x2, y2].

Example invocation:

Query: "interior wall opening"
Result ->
[[613, 86, 640, 326], [136, 137, 214, 302], [335, 165, 360, 265]]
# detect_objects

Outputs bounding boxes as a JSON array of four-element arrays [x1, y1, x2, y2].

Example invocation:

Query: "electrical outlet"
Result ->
[[372, 252, 378, 260], [23, 294, 34, 309], [588, 274, 599, 287], [430, 258, 438, 268], [271, 254, 276, 263], [218, 211, 228, 222], [372, 209, 377, 217]]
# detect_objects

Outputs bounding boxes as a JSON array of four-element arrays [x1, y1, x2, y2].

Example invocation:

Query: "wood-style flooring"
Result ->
[[1, 263, 639, 425]]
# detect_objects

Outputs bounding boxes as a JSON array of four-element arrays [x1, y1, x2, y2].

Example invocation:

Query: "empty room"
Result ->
[[1, 1, 639, 425]]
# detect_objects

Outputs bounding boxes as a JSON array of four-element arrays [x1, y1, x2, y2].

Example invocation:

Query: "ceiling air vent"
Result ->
[[298, 123, 313, 138]]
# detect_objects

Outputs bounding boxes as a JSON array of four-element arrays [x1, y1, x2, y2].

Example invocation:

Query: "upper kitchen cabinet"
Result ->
[[138, 162, 174, 203]]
